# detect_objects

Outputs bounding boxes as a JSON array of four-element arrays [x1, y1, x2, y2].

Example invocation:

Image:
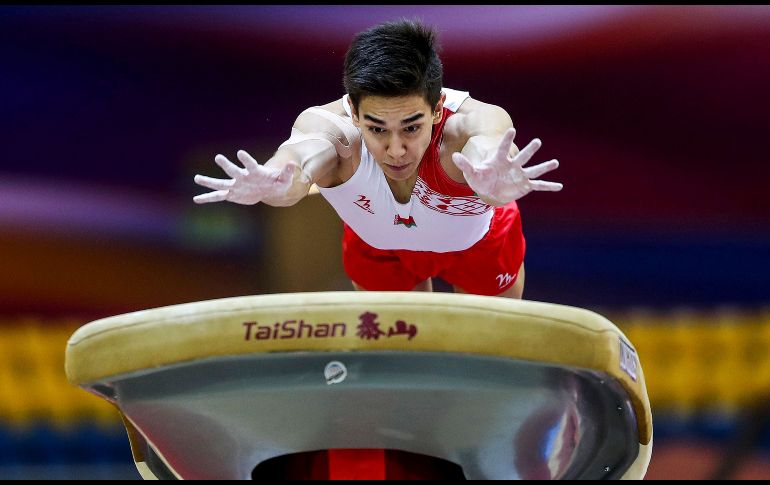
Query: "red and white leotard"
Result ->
[[318, 88, 495, 253]]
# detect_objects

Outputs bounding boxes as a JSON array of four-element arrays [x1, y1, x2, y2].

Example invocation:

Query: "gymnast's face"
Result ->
[[351, 93, 444, 182]]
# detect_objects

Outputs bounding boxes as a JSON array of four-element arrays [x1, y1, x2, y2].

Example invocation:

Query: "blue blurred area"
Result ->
[[0, 423, 124, 465], [0, 423, 139, 479], [524, 230, 770, 308]]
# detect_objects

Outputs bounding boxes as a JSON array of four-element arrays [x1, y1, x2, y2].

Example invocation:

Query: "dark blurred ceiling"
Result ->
[[2, 5, 768, 231]]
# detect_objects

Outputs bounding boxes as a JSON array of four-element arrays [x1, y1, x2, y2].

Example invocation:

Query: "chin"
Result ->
[[381, 160, 418, 180], [387, 166, 417, 181]]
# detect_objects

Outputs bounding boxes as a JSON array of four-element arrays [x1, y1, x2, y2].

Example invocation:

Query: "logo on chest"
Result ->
[[354, 195, 374, 214], [413, 178, 492, 216], [394, 215, 417, 228]]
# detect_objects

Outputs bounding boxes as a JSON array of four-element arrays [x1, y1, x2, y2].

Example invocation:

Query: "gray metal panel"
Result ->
[[89, 351, 639, 480]]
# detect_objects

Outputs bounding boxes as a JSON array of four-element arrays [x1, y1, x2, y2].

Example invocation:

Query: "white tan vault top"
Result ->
[[65, 292, 652, 480]]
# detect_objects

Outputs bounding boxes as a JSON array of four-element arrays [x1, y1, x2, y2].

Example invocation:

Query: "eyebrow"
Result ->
[[363, 113, 425, 125]]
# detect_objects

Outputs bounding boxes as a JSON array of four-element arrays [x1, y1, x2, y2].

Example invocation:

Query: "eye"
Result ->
[[367, 126, 386, 135], [404, 125, 421, 134]]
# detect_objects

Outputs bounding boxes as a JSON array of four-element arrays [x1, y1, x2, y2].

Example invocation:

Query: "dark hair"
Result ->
[[343, 19, 443, 113]]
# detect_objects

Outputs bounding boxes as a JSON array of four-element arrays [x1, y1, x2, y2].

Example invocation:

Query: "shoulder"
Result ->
[[318, 98, 349, 117], [443, 97, 512, 150], [449, 97, 512, 135], [293, 98, 355, 134], [291, 98, 362, 154], [289, 97, 361, 187]]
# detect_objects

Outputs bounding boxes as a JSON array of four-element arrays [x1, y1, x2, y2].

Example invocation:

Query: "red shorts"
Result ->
[[342, 202, 526, 296]]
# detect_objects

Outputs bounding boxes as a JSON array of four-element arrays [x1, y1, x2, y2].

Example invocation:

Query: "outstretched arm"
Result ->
[[194, 107, 351, 207], [451, 103, 562, 206]]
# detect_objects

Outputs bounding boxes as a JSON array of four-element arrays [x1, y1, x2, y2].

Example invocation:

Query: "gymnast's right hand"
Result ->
[[193, 150, 299, 205]]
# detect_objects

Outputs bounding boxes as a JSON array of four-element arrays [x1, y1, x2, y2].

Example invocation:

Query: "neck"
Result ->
[[385, 170, 419, 204]]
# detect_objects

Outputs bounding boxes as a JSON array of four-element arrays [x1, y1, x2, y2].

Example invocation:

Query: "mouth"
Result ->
[[385, 162, 412, 172]]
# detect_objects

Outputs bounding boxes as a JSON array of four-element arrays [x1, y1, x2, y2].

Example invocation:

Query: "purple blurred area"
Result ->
[[0, 5, 769, 313]]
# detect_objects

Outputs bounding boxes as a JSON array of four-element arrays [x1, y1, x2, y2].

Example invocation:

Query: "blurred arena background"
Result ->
[[1, 5, 769, 479]]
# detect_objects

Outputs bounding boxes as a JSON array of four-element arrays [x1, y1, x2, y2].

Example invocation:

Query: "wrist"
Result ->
[[478, 193, 509, 207], [262, 167, 311, 207]]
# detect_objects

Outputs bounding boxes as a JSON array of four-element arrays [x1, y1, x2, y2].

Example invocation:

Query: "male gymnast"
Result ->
[[194, 19, 562, 298]]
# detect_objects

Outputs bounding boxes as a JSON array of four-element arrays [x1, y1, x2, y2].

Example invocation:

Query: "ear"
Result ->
[[348, 96, 360, 128], [432, 91, 447, 125]]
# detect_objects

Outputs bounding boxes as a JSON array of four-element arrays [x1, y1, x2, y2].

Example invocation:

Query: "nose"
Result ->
[[386, 134, 407, 160]]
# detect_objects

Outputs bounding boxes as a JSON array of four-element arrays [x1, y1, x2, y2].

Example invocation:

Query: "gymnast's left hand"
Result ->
[[451, 127, 563, 205]]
